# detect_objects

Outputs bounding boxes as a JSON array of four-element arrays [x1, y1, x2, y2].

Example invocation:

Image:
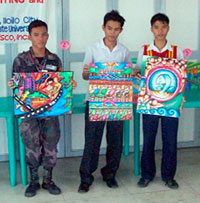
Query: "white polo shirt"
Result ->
[[84, 39, 130, 100], [136, 41, 184, 70]]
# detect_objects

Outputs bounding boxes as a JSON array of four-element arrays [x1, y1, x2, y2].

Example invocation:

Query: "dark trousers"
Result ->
[[79, 102, 123, 184], [141, 114, 178, 182]]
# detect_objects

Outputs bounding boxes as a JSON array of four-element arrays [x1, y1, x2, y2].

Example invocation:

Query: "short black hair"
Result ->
[[28, 20, 48, 34], [103, 10, 125, 27], [150, 13, 169, 26]]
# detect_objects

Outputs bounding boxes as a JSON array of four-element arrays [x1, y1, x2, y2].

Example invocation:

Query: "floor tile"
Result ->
[[1, 148, 200, 203]]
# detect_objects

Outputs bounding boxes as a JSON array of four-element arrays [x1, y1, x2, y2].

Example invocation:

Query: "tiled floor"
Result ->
[[1, 147, 200, 203]]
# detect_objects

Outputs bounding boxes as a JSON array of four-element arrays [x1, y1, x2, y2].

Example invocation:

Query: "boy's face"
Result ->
[[102, 20, 122, 43], [151, 21, 169, 41], [29, 26, 49, 50]]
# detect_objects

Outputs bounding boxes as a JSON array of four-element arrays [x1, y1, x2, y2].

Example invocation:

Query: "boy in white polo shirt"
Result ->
[[78, 10, 130, 193]]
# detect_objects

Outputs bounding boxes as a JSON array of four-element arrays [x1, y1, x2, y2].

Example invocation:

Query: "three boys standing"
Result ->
[[8, 11, 184, 198]]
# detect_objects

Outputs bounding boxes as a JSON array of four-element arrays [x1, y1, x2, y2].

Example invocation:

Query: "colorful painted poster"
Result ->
[[13, 71, 73, 118], [89, 62, 133, 121], [186, 62, 200, 89], [137, 56, 187, 118], [131, 58, 139, 104], [132, 77, 139, 104]]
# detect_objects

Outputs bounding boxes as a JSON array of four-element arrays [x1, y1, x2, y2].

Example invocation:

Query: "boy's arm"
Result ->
[[136, 46, 144, 72], [12, 57, 22, 73], [8, 57, 21, 89], [135, 46, 144, 79], [57, 57, 63, 72], [82, 46, 93, 80], [82, 64, 90, 80], [8, 78, 15, 89], [180, 96, 186, 114]]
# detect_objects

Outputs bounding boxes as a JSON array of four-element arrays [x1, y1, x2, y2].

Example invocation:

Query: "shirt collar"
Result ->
[[29, 47, 49, 69], [29, 47, 50, 57], [100, 38, 119, 52], [147, 41, 172, 52]]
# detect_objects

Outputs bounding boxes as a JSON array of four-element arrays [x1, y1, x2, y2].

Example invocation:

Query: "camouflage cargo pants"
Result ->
[[20, 117, 60, 169]]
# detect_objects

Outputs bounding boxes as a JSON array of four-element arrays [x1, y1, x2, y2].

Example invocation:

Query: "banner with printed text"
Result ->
[[0, 0, 47, 43]]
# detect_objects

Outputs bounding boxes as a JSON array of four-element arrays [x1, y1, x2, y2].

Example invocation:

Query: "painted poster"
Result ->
[[0, 0, 47, 43], [89, 62, 133, 121], [131, 58, 139, 104], [186, 62, 200, 89], [13, 71, 73, 119], [137, 56, 187, 118]]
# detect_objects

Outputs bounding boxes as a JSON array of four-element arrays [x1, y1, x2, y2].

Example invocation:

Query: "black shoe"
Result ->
[[165, 179, 179, 189], [42, 167, 61, 195], [24, 182, 40, 197], [137, 178, 152, 188], [42, 180, 61, 195], [103, 178, 118, 188], [78, 182, 90, 193], [25, 167, 40, 197]]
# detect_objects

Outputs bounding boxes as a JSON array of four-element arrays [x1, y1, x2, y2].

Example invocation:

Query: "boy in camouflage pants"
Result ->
[[8, 20, 76, 197]]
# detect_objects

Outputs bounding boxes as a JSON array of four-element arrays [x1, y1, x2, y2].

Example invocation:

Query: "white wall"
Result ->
[[118, 0, 155, 51], [69, 0, 106, 53], [166, 0, 199, 50]]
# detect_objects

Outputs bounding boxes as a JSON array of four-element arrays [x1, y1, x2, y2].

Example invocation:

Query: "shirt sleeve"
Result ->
[[83, 46, 94, 65], [136, 47, 144, 71], [12, 57, 22, 73], [57, 57, 63, 71], [124, 48, 131, 63]]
